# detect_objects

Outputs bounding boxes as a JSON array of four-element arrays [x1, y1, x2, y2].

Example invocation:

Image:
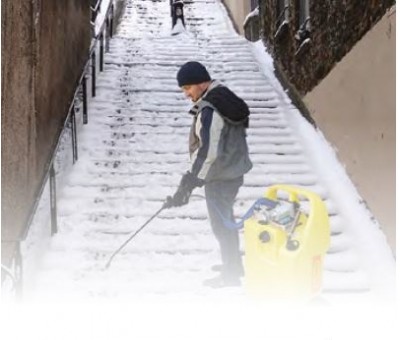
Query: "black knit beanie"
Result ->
[[177, 61, 211, 87]]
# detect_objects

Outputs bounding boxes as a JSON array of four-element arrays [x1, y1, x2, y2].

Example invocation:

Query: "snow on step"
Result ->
[[25, 0, 394, 306]]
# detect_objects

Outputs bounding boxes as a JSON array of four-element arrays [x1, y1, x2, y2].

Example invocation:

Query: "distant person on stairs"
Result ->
[[164, 61, 253, 288]]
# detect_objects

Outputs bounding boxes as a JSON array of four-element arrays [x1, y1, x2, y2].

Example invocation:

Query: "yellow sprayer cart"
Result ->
[[244, 185, 330, 300]]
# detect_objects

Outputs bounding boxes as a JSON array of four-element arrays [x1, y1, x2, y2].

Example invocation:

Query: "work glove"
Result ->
[[163, 172, 204, 208]]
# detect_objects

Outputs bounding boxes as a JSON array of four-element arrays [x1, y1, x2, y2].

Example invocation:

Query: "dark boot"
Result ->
[[211, 264, 223, 272], [203, 274, 241, 288], [211, 264, 244, 277]]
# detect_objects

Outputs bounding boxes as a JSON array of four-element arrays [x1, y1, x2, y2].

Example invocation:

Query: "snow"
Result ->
[[171, 18, 186, 35], [1, 0, 397, 339]]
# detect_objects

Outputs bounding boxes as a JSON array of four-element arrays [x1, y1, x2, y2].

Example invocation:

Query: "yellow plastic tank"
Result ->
[[244, 185, 330, 300]]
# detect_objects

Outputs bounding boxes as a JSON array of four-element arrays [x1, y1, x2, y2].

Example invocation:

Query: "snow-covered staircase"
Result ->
[[24, 0, 395, 304]]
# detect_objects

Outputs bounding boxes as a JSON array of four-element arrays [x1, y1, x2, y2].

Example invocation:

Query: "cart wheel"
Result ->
[[259, 231, 271, 243], [286, 239, 299, 251]]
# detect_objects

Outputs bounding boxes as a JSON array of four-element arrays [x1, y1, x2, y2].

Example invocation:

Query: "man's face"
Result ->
[[181, 83, 207, 102]]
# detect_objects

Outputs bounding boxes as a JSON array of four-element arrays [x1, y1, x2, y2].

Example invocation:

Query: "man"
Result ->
[[165, 61, 252, 288]]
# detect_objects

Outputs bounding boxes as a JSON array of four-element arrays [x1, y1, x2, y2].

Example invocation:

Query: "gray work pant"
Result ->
[[204, 176, 244, 279]]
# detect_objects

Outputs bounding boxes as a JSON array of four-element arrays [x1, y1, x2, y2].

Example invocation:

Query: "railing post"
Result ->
[[100, 33, 104, 72], [15, 243, 23, 298], [91, 51, 96, 97], [110, 5, 114, 38], [105, 17, 110, 52], [82, 76, 88, 124], [0, 1, 117, 301], [50, 163, 58, 236], [71, 107, 78, 163]]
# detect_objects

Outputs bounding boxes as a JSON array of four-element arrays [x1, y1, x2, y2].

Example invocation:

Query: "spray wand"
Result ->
[[105, 203, 168, 269]]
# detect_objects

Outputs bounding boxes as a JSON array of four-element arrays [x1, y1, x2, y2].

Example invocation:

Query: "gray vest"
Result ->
[[189, 101, 253, 182]]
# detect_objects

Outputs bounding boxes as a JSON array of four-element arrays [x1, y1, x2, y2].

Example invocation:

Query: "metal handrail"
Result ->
[[24, 2, 115, 240], [91, 0, 102, 12], [93, 1, 114, 40], [1, 1, 116, 291], [91, 0, 102, 22], [17, 53, 92, 242], [1, 264, 18, 294]]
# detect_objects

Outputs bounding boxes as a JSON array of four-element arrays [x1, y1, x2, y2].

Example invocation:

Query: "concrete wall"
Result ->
[[304, 9, 396, 255], [1, 0, 91, 265], [222, 0, 251, 34], [1, 0, 37, 263], [35, 0, 90, 182]]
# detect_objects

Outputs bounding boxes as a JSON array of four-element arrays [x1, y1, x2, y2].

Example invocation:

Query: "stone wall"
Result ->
[[1, 0, 90, 264], [259, 0, 395, 95]]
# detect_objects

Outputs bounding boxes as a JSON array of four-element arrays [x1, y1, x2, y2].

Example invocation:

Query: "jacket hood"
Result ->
[[202, 82, 250, 127], [188, 81, 250, 127]]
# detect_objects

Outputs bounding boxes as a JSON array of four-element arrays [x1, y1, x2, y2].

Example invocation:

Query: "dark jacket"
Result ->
[[188, 80, 252, 182]]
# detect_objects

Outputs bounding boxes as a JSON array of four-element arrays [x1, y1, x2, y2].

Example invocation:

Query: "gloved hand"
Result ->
[[163, 172, 204, 208], [179, 171, 204, 191], [164, 189, 191, 208]]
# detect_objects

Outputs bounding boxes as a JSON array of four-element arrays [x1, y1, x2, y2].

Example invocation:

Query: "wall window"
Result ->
[[296, 0, 311, 41], [275, 0, 289, 39], [250, 0, 258, 11]]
